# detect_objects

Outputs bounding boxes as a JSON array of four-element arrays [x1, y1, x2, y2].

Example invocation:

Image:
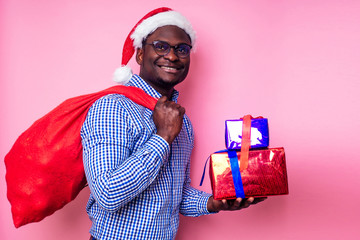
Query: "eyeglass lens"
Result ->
[[151, 41, 191, 58]]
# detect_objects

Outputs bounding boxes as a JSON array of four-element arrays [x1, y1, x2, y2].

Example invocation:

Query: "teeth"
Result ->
[[161, 66, 177, 70]]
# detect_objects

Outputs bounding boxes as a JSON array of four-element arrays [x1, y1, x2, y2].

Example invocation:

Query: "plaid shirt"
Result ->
[[81, 75, 212, 240]]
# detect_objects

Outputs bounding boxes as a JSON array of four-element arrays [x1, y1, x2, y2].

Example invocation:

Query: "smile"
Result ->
[[159, 65, 182, 73]]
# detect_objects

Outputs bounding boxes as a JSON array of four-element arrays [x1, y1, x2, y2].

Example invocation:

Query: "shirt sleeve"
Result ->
[[81, 95, 170, 212], [179, 161, 215, 216], [178, 116, 216, 217]]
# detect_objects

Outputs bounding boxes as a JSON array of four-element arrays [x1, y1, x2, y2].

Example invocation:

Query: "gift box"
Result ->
[[209, 147, 288, 200], [225, 118, 269, 150]]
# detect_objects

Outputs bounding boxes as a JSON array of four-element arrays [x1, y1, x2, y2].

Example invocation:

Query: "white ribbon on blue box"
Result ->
[[225, 118, 269, 150]]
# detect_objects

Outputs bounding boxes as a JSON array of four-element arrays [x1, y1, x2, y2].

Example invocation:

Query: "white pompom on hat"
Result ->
[[113, 7, 196, 84]]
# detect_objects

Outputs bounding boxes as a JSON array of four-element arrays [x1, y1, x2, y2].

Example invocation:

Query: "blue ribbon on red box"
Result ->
[[228, 150, 246, 199], [200, 149, 245, 199], [200, 149, 226, 187]]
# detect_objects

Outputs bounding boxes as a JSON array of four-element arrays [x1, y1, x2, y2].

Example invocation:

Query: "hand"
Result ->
[[153, 96, 185, 144], [207, 196, 267, 212]]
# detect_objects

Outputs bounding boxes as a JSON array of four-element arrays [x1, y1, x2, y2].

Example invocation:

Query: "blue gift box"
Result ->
[[225, 118, 269, 150]]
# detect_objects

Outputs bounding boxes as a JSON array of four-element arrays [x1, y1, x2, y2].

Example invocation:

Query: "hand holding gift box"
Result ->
[[203, 115, 289, 201], [206, 193, 267, 212]]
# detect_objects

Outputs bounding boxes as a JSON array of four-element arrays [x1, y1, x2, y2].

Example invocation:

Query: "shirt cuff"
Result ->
[[145, 134, 170, 163], [198, 193, 218, 215]]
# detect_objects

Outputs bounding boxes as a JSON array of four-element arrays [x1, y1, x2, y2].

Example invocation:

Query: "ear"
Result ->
[[135, 48, 144, 65]]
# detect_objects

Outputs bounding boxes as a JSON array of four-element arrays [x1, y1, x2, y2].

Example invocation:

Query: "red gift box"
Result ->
[[209, 147, 289, 200]]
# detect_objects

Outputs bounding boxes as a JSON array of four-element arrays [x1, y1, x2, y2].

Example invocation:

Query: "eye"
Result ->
[[176, 44, 191, 55], [153, 41, 169, 52]]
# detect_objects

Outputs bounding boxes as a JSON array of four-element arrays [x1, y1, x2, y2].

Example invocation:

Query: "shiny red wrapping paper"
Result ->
[[210, 147, 289, 200]]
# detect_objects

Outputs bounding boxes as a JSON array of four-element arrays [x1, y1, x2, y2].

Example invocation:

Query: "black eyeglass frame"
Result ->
[[145, 40, 192, 58]]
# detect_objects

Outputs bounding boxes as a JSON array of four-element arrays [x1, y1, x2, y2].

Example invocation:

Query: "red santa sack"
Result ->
[[4, 85, 157, 228]]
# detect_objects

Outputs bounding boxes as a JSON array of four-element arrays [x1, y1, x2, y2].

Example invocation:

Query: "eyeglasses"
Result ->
[[146, 40, 192, 58]]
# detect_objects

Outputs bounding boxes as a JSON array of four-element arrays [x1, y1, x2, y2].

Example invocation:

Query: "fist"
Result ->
[[153, 96, 185, 144]]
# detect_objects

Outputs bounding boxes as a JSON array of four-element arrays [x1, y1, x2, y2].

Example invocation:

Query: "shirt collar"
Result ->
[[127, 74, 179, 102]]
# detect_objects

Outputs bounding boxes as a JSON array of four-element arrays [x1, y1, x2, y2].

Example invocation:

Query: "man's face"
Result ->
[[136, 25, 191, 95]]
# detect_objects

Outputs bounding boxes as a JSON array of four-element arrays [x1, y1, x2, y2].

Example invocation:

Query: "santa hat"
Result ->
[[113, 7, 196, 84]]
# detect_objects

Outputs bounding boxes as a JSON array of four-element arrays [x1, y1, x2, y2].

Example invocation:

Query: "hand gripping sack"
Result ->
[[4, 85, 157, 228]]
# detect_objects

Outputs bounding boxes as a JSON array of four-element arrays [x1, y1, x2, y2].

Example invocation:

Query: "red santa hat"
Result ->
[[113, 7, 196, 84]]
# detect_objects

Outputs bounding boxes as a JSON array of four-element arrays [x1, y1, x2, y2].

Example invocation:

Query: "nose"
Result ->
[[164, 47, 179, 61]]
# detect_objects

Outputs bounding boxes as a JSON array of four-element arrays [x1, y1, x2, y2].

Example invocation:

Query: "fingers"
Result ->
[[247, 197, 255, 204], [252, 197, 267, 204], [155, 96, 169, 109], [219, 197, 265, 211], [155, 96, 185, 116], [153, 96, 185, 144], [222, 199, 229, 209], [158, 95, 168, 102], [232, 198, 242, 209], [240, 197, 254, 209], [175, 103, 185, 116]]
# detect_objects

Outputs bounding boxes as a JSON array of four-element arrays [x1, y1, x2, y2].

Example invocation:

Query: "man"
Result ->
[[81, 7, 264, 240]]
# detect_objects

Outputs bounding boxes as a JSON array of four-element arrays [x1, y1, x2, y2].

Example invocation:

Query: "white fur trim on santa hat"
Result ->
[[113, 65, 133, 84], [131, 11, 196, 49]]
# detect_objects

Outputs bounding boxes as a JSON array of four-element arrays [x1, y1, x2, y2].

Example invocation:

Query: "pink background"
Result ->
[[1, 0, 360, 239]]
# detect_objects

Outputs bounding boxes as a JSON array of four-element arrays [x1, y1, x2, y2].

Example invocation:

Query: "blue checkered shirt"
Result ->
[[81, 74, 212, 240]]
